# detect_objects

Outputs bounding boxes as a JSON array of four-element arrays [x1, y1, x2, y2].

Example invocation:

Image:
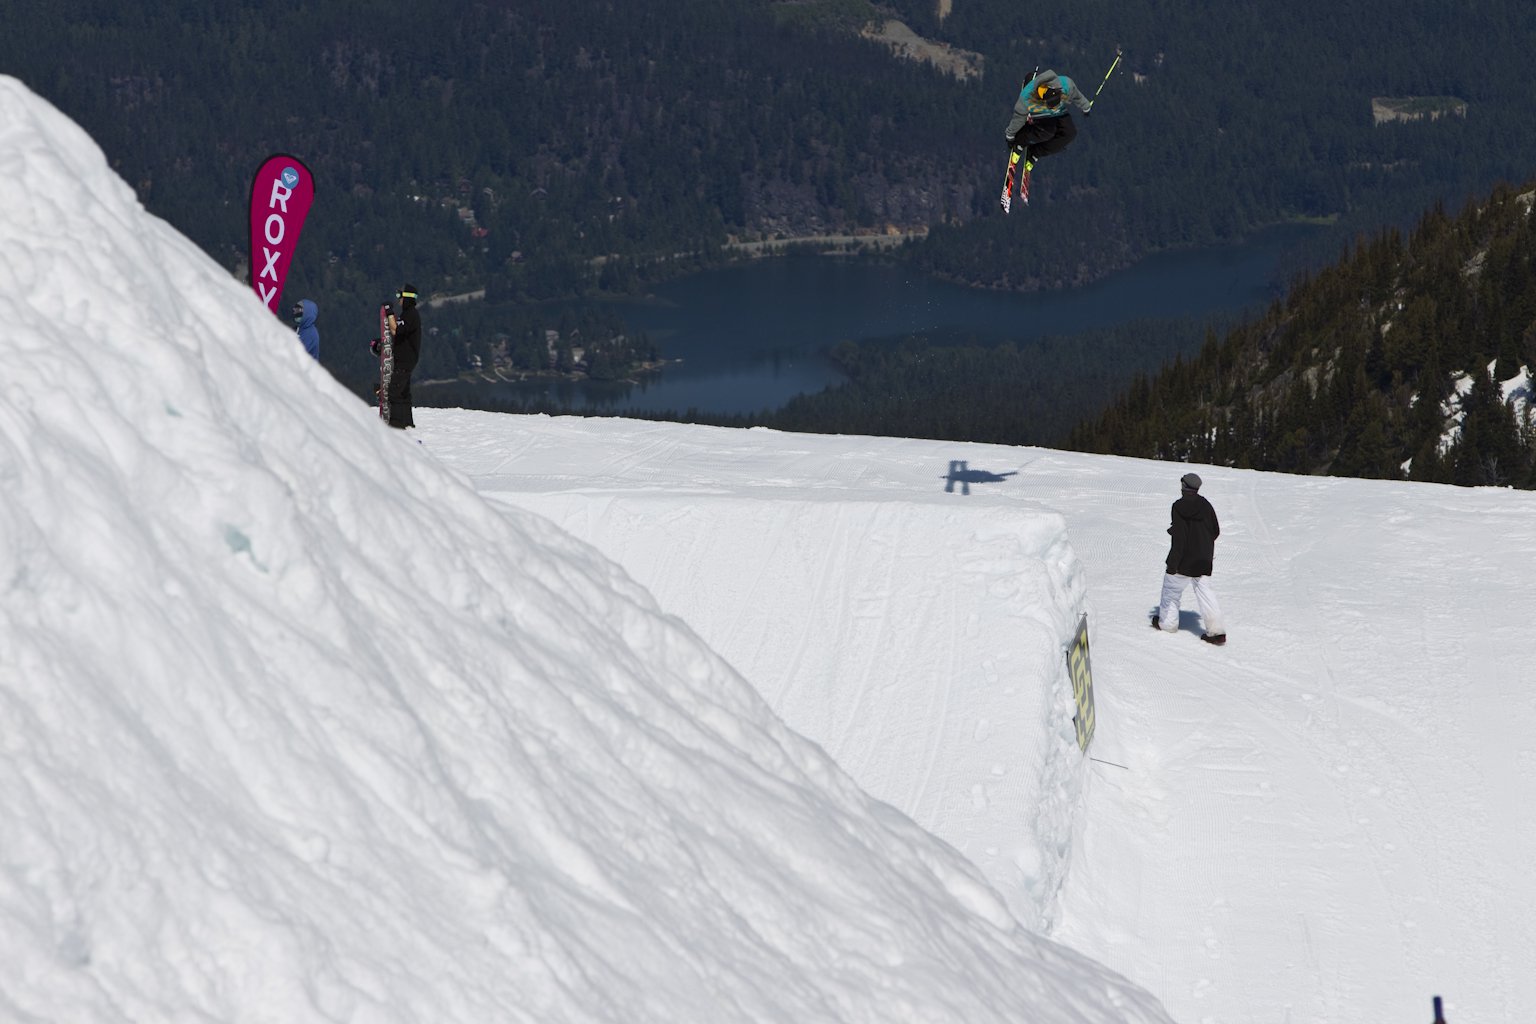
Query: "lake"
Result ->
[[429, 224, 1317, 417]]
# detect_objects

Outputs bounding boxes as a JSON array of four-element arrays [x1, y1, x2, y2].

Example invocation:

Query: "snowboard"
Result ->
[[377, 302, 396, 423]]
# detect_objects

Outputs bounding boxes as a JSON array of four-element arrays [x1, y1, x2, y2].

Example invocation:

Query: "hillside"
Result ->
[[10, 0, 1536, 406], [1070, 179, 1536, 488]]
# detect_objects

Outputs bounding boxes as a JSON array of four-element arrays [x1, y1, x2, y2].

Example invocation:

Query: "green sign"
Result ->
[[1067, 614, 1096, 751]]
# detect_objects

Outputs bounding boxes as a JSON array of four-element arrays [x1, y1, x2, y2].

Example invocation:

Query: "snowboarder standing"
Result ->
[[1153, 472, 1227, 645], [291, 299, 320, 361], [1003, 68, 1094, 174], [387, 284, 421, 429]]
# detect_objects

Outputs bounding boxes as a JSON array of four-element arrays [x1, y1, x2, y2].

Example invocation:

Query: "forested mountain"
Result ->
[[10, 0, 990, 392], [9, 0, 1536, 408], [1069, 180, 1536, 489], [621, 316, 1230, 447]]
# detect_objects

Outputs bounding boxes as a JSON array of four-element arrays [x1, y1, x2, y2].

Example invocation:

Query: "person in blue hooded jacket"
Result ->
[[1003, 68, 1094, 173], [291, 299, 320, 361]]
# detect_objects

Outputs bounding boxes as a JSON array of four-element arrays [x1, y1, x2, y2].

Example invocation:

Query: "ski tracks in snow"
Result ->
[[423, 416, 1534, 1024]]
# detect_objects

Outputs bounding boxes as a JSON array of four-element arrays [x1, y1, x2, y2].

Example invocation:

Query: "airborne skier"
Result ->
[[999, 51, 1121, 212], [1003, 69, 1094, 175]]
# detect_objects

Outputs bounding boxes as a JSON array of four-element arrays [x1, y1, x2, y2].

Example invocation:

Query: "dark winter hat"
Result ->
[[1037, 83, 1063, 108], [1180, 472, 1202, 492]]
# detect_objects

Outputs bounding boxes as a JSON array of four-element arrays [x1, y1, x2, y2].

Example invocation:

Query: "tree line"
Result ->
[[1069, 178, 1536, 489], [10, 0, 1536, 428]]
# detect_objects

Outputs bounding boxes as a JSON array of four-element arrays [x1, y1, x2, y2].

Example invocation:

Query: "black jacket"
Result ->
[[385, 299, 422, 428], [1166, 493, 1220, 577], [393, 302, 422, 377]]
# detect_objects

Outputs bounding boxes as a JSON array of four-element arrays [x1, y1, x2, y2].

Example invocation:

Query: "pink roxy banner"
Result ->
[[247, 154, 315, 312]]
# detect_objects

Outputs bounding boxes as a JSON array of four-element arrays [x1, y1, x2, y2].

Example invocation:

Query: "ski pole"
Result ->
[[1087, 47, 1123, 109]]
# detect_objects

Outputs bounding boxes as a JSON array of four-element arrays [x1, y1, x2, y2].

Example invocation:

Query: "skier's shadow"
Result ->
[[943, 460, 1018, 495], [1148, 608, 1204, 635]]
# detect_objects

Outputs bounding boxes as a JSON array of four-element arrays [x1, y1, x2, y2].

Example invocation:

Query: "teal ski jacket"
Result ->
[[1003, 69, 1092, 143]]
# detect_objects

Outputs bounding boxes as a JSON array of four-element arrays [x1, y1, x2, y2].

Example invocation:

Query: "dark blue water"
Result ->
[[447, 224, 1314, 416]]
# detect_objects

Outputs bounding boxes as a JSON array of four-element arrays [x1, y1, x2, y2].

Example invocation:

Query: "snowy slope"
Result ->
[[6, 71, 1533, 1024], [425, 410, 1536, 1024], [433, 419, 1095, 932], [0, 75, 1179, 1024]]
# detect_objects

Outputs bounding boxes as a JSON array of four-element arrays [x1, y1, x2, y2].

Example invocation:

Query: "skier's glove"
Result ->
[[370, 338, 381, 355]]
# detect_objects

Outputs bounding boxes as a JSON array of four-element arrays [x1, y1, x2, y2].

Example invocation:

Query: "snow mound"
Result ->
[[425, 415, 1097, 931], [0, 76, 1173, 1024]]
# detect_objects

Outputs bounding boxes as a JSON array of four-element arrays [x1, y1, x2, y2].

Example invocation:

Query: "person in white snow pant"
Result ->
[[1155, 472, 1227, 644]]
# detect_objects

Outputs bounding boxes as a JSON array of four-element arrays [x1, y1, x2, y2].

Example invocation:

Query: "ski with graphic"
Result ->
[[1000, 149, 1035, 214], [1000, 149, 1023, 213]]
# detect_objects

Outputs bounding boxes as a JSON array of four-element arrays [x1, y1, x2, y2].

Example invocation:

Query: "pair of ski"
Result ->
[[999, 147, 1033, 214]]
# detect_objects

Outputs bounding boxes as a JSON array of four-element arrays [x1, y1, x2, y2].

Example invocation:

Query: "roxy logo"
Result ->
[[256, 168, 302, 308]]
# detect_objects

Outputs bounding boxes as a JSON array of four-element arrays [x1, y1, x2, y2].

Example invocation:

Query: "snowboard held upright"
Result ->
[[375, 302, 396, 423]]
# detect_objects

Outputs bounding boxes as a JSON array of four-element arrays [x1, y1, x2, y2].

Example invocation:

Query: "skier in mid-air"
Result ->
[[1003, 68, 1095, 175]]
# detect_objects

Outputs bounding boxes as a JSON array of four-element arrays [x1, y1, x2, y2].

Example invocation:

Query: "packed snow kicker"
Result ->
[[0, 76, 1169, 1024], [5, 73, 1534, 1024]]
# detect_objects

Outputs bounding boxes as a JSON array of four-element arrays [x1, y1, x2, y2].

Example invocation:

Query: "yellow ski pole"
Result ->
[[1088, 47, 1124, 109]]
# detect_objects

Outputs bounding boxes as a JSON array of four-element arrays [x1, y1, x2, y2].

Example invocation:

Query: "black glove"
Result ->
[[370, 338, 381, 355]]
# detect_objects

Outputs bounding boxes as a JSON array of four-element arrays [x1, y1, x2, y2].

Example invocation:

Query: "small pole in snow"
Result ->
[[1432, 995, 1446, 1023]]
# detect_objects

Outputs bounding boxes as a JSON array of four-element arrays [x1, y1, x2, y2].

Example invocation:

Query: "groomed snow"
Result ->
[[422, 402, 1536, 1024]]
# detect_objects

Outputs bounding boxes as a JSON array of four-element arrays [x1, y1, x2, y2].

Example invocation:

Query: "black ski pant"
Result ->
[[387, 355, 417, 428], [386, 372, 414, 428], [1010, 113, 1077, 162]]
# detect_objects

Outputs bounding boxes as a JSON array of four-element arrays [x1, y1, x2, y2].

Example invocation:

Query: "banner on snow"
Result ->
[[1066, 613, 1096, 751], [248, 154, 315, 313]]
